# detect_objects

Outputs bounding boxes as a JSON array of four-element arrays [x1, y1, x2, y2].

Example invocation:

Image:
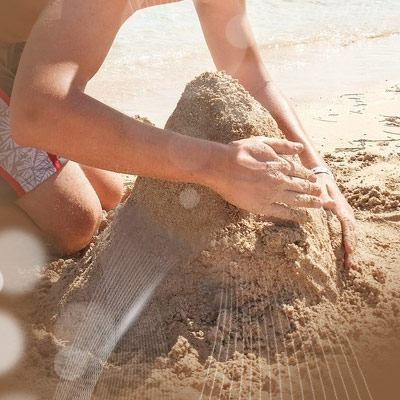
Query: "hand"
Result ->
[[209, 136, 323, 221], [316, 173, 359, 271]]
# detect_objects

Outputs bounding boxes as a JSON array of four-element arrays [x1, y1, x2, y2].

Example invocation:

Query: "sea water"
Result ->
[[86, 0, 400, 126]]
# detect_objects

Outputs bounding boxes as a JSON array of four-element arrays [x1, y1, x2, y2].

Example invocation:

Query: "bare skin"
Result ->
[[15, 163, 123, 254], [1, 163, 123, 254], [8, 0, 357, 267]]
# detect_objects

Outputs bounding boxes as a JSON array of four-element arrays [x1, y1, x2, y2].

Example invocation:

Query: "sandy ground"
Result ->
[[0, 76, 399, 400], [298, 81, 400, 152]]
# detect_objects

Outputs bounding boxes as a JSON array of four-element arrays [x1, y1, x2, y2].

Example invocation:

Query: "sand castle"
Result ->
[[10, 73, 400, 400], [43, 72, 345, 388]]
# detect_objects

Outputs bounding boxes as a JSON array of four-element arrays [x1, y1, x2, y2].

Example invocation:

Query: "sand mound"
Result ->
[[112, 72, 345, 358], [128, 71, 343, 301], [326, 151, 400, 215], [31, 72, 343, 397], [5, 73, 400, 400]]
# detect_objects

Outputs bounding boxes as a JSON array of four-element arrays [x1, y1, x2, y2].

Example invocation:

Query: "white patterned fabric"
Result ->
[[0, 97, 61, 194]]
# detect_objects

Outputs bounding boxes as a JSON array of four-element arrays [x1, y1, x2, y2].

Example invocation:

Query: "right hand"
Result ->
[[209, 136, 323, 220]]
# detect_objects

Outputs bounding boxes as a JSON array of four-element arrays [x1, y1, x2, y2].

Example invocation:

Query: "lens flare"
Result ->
[[179, 188, 200, 209], [54, 346, 92, 382], [0, 229, 48, 294], [53, 302, 114, 346], [0, 312, 25, 375], [225, 15, 254, 49]]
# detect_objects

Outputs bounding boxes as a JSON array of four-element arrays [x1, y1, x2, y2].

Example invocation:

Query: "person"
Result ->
[[0, 0, 357, 269]]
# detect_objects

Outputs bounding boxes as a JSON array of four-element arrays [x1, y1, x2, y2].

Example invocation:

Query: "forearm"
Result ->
[[250, 81, 327, 169], [195, 0, 327, 169], [10, 89, 225, 186]]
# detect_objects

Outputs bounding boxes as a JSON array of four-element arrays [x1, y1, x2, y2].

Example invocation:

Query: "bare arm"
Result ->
[[10, 0, 224, 186], [10, 0, 322, 220], [194, 0, 358, 269], [194, 0, 323, 169]]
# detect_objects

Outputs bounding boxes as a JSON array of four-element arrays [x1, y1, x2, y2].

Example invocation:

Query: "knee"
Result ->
[[81, 167, 124, 211], [55, 202, 102, 255], [100, 173, 124, 211]]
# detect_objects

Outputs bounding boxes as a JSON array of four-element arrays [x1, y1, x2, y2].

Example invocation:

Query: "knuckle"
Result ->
[[309, 175, 317, 183], [279, 159, 291, 171], [326, 200, 337, 210]]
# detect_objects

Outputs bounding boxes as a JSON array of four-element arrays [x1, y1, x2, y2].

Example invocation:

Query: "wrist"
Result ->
[[197, 141, 231, 191], [297, 149, 328, 169]]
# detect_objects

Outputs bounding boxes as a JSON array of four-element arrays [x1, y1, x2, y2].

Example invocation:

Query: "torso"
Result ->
[[0, 0, 49, 43], [0, 0, 184, 43]]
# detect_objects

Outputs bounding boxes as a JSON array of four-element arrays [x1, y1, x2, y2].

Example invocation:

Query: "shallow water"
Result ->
[[86, 0, 400, 126]]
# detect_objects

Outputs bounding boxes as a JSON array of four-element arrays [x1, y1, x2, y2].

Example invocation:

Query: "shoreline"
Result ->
[[86, 33, 400, 129]]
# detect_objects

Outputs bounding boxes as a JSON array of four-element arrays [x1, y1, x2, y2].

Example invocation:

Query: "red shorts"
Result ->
[[0, 89, 66, 196], [0, 41, 66, 196]]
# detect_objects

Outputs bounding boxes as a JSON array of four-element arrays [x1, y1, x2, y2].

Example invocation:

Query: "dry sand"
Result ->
[[1, 73, 399, 400]]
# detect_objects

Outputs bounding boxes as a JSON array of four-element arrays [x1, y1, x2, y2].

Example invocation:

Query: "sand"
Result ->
[[1, 73, 400, 400]]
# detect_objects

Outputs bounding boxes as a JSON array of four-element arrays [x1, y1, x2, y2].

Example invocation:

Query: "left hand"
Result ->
[[315, 173, 359, 271]]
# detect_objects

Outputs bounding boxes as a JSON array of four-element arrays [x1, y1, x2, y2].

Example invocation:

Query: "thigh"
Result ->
[[80, 165, 124, 211], [16, 161, 102, 252]]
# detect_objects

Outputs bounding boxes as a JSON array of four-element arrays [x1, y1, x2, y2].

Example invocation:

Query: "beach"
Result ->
[[85, 0, 400, 127], [1, 73, 399, 399], [1, 1, 400, 399]]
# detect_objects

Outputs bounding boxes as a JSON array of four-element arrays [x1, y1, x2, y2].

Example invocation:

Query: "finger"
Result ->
[[283, 192, 323, 209], [340, 216, 359, 271], [277, 158, 317, 183], [249, 142, 281, 162], [284, 177, 322, 197], [320, 185, 336, 209], [345, 253, 360, 271], [342, 217, 357, 254], [264, 138, 304, 155], [342, 222, 357, 251], [269, 203, 307, 222]]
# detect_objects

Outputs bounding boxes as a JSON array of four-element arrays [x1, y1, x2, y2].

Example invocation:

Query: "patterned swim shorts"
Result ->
[[0, 41, 66, 196]]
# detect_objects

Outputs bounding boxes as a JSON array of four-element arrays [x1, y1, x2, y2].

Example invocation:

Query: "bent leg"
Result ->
[[80, 165, 124, 211], [1, 91, 123, 255], [16, 161, 103, 255]]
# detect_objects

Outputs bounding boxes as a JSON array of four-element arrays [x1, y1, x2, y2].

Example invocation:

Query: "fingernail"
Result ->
[[294, 143, 303, 151]]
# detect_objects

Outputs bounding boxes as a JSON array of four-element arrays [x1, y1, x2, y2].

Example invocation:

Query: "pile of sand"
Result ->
[[3, 73, 400, 400]]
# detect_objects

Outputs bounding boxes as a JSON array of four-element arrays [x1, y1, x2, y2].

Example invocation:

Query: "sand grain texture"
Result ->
[[4, 73, 400, 400]]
